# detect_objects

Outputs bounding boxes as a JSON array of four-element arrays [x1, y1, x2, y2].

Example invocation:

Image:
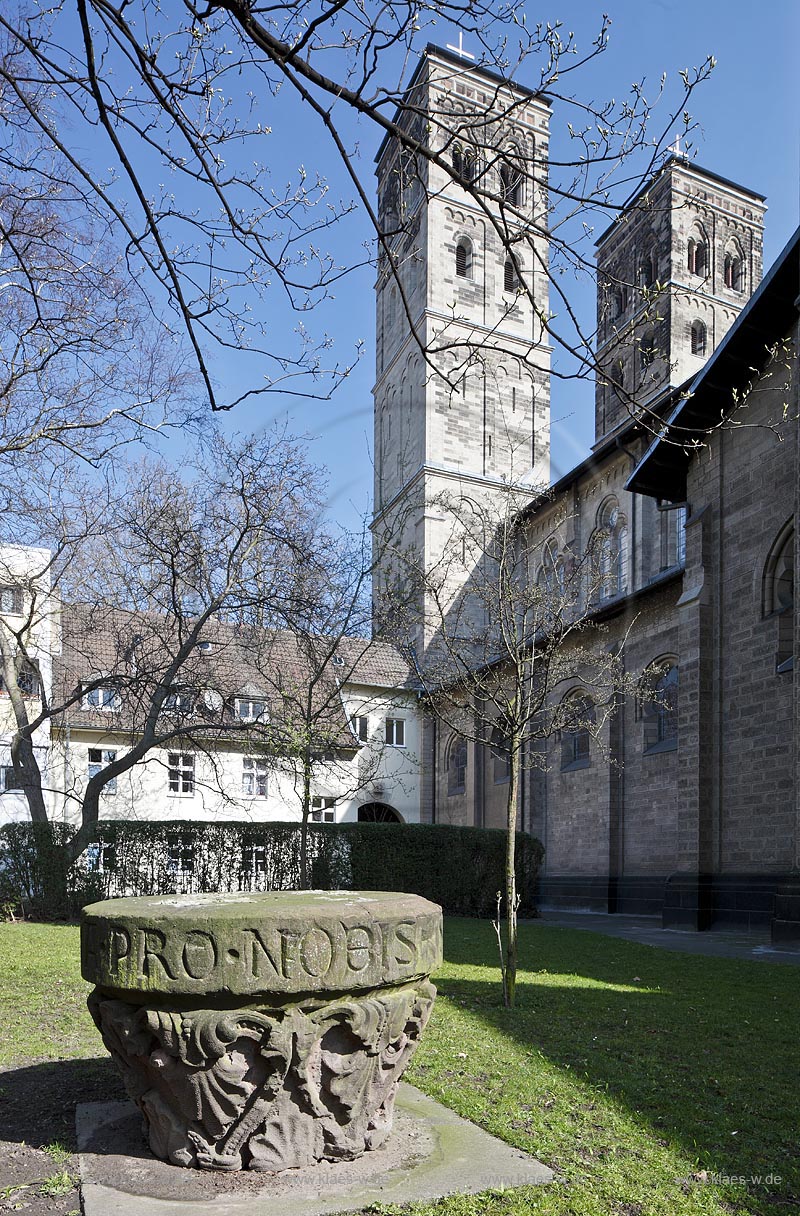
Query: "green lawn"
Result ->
[[0, 917, 797, 1215]]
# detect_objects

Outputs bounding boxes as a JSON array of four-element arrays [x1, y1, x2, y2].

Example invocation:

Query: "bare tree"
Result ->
[[0, 5, 713, 422], [0, 426, 330, 862], [392, 485, 641, 1006], [240, 526, 416, 886]]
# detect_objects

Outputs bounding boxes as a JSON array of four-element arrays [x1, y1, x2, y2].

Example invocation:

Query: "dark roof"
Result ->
[[595, 155, 766, 250], [375, 43, 549, 164], [626, 224, 800, 502]]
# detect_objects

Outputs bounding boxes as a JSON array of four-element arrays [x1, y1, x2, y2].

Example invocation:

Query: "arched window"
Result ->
[[640, 329, 657, 369], [724, 243, 745, 292], [455, 238, 473, 279], [452, 144, 476, 183], [499, 159, 522, 206], [690, 320, 707, 356], [611, 358, 625, 393], [763, 522, 794, 672], [638, 254, 656, 288], [490, 724, 511, 784], [687, 230, 708, 276], [447, 735, 468, 795], [503, 258, 520, 293], [594, 498, 629, 600], [559, 692, 595, 770], [640, 659, 679, 752], [612, 285, 628, 318]]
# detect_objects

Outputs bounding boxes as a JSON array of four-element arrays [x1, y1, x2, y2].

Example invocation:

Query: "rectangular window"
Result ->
[[0, 586, 23, 615], [163, 688, 193, 714], [83, 684, 120, 712], [0, 766, 21, 792], [311, 795, 336, 823], [168, 752, 194, 795], [235, 696, 267, 723], [167, 835, 194, 875], [385, 717, 405, 747], [242, 756, 268, 797], [241, 843, 267, 877], [88, 748, 117, 794], [86, 841, 117, 873], [351, 715, 369, 743]]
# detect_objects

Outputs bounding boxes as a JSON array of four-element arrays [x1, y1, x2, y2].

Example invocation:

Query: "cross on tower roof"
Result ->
[[445, 30, 476, 61]]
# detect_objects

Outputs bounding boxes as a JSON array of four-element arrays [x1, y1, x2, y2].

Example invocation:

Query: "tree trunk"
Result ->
[[299, 747, 312, 888], [504, 740, 520, 1009], [11, 732, 48, 824]]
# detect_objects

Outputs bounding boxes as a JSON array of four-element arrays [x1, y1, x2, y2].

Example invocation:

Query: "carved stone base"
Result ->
[[88, 980, 436, 1172]]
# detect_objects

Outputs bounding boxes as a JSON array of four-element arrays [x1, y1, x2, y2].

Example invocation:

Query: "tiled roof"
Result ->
[[52, 604, 411, 748]]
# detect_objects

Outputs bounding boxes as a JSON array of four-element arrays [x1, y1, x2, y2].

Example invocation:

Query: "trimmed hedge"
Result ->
[[0, 819, 543, 921]]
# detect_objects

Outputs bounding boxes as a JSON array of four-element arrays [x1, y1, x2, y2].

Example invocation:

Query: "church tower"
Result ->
[[594, 156, 766, 444], [371, 44, 551, 650]]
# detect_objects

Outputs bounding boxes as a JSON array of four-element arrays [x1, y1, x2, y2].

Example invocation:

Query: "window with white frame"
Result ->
[[384, 717, 405, 747], [311, 795, 336, 823], [234, 696, 267, 723], [88, 748, 117, 794], [0, 586, 23, 615], [162, 687, 194, 714], [168, 752, 195, 795], [242, 756, 268, 797], [82, 683, 120, 712]]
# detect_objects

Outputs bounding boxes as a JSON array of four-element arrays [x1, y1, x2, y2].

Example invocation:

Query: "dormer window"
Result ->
[[0, 586, 23, 615], [163, 688, 194, 714], [235, 696, 267, 723], [83, 682, 120, 712]]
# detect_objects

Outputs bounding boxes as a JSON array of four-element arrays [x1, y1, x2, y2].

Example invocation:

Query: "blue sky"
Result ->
[[214, 1, 800, 529]]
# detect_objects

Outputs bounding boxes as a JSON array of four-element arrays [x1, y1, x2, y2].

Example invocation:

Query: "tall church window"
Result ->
[[724, 243, 745, 292], [504, 257, 520, 293], [687, 232, 708, 276], [640, 659, 679, 753], [455, 238, 473, 279], [452, 144, 476, 182], [447, 734, 468, 795], [763, 522, 794, 672], [559, 692, 595, 770], [690, 319, 707, 356], [639, 329, 657, 369], [595, 498, 628, 600], [638, 254, 656, 288], [499, 160, 522, 206]]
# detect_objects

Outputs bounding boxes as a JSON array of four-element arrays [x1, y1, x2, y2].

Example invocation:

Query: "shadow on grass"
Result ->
[[0, 1056, 125, 1151], [422, 918, 800, 1203]]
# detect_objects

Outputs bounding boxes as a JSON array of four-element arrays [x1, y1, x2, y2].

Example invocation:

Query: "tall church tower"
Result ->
[[594, 156, 766, 443], [371, 45, 551, 650]]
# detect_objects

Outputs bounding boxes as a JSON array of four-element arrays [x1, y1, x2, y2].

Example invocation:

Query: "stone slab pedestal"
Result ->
[[76, 1084, 553, 1216], [81, 891, 442, 1173]]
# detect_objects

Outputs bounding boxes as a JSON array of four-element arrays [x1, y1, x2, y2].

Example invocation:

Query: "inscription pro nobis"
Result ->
[[91, 917, 439, 993]]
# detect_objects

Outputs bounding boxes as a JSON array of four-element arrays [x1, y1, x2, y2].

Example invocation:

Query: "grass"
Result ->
[[1, 917, 798, 1215]]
